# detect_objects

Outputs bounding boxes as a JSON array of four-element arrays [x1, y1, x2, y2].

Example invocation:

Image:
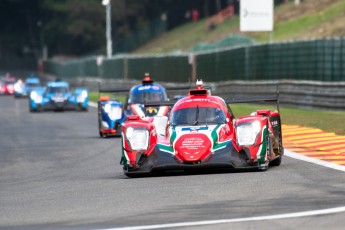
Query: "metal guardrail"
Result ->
[[213, 80, 345, 110], [44, 75, 345, 111]]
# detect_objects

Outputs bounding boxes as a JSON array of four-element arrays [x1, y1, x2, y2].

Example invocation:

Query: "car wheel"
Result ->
[[77, 104, 87, 112], [114, 124, 122, 137], [99, 131, 107, 138], [271, 135, 283, 166], [259, 135, 271, 171], [270, 155, 282, 166], [29, 105, 37, 112]]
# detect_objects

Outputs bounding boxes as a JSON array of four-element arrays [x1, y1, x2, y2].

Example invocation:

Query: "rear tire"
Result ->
[[271, 135, 283, 167], [114, 124, 122, 137], [99, 131, 107, 138]]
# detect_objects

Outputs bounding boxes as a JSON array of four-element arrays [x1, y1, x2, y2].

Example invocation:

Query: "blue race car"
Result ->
[[14, 76, 40, 98], [98, 73, 189, 138], [29, 80, 88, 112], [98, 95, 126, 137]]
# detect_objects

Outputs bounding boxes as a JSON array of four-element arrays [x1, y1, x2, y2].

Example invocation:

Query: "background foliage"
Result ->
[[0, 0, 241, 58]]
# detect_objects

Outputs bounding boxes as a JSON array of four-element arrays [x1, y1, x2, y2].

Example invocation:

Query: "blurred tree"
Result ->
[[41, 0, 105, 56], [0, 0, 240, 58]]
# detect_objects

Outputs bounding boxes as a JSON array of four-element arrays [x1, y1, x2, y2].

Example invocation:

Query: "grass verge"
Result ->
[[89, 92, 127, 104], [134, 0, 345, 53]]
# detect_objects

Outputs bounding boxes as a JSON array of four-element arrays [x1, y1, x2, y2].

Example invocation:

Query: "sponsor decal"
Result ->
[[146, 107, 158, 114], [181, 126, 208, 132], [175, 133, 212, 160], [138, 85, 160, 91], [179, 136, 207, 150]]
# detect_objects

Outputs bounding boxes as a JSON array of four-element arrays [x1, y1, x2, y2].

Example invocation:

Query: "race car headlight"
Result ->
[[236, 121, 262, 146], [81, 90, 87, 98], [30, 91, 42, 103], [125, 127, 149, 151], [104, 104, 122, 120], [14, 83, 22, 92], [77, 90, 88, 102]]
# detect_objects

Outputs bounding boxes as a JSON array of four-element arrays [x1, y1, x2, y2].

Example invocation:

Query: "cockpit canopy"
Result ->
[[46, 86, 69, 94], [128, 85, 168, 104], [129, 91, 167, 103], [170, 106, 226, 126]]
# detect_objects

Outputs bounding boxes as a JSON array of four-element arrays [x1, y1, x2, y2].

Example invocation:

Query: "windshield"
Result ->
[[170, 107, 226, 126], [129, 91, 167, 104], [46, 86, 69, 94], [26, 83, 39, 87]]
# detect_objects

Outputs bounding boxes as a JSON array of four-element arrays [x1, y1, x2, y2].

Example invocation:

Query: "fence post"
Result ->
[[124, 56, 128, 80], [189, 54, 197, 82]]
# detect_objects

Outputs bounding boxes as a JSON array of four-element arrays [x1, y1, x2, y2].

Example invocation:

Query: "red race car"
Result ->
[[120, 80, 284, 177], [0, 75, 16, 95]]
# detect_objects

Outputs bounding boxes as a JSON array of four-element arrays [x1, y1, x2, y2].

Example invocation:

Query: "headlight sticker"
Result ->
[[236, 121, 262, 146], [126, 127, 149, 151]]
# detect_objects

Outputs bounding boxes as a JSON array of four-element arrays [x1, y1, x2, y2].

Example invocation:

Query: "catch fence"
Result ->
[[43, 38, 345, 82]]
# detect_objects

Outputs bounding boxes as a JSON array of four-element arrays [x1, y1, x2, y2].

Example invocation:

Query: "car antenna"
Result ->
[[205, 107, 209, 128], [143, 73, 149, 117], [193, 105, 199, 126]]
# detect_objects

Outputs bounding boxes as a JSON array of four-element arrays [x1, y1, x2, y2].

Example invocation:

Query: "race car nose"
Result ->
[[174, 133, 212, 162]]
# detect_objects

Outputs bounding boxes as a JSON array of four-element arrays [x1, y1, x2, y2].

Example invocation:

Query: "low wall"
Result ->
[[45, 75, 345, 111], [213, 80, 345, 110]]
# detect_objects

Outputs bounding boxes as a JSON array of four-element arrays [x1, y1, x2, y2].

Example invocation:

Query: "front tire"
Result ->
[[259, 135, 272, 171], [270, 156, 282, 166], [99, 131, 107, 138]]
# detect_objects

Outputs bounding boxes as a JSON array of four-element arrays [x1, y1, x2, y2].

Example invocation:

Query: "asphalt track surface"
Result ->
[[1, 96, 345, 230]]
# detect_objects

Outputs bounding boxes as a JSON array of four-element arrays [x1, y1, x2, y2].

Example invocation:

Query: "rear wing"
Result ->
[[225, 95, 278, 104], [225, 95, 280, 119], [165, 86, 192, 91], [143, 101, 177, 107], [225, 83, 280, 109]]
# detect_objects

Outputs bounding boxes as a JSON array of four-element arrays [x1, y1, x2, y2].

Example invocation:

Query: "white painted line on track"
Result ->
[[102, 206, 345, 230], [285, 149, 345, 172]]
